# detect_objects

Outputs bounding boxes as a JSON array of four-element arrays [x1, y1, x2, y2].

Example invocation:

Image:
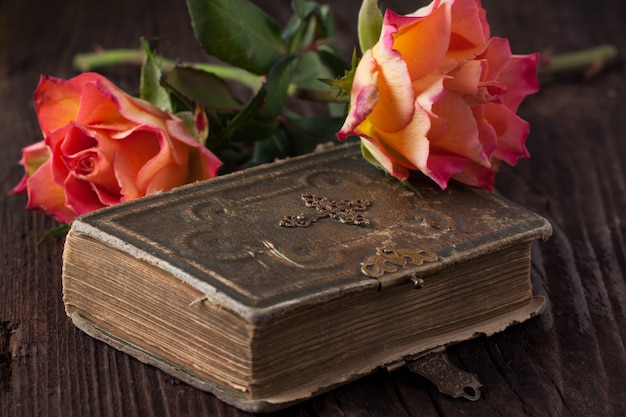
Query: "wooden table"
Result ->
[[1, 0, 625, 416]]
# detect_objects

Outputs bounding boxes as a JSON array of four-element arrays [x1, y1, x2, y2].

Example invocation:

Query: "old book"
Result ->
[[62, 142, 551, 413]]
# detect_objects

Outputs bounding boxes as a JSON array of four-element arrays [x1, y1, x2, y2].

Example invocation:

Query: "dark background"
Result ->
[[1, 0, 625, 416]]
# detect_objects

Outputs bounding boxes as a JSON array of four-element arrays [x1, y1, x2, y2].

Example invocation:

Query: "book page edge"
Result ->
[[66, 296, 545, 413]]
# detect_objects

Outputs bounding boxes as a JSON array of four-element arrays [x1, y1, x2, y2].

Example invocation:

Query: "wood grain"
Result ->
[[1, 0, 625, 416]]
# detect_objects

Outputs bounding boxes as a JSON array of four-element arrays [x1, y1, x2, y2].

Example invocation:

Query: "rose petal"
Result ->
[[45, 128, 72, 189], [94, 75, 169, 127], [134, 129, 189, 193], [476, 37, 512, 80], [451, 159, 497, 190], [75, 81, 135, 130], [63, 175, 106, 215], [24, 161, 76, 223], [500, 53, 540, 111], [474, 114, 498, 159], [388, 4, 452, 81], [11, 141, 51, 195], [424, 150, 469, 189], [165, 118, 223, 179], [63, 148, 120, 200], [164, 117, 215, 167], [34, 73, 103, 136], [110, 128, 161, 199], [195, 144, 223, 180], [60, 122, 97, 157], [430, 90, 490, 167], [484, 104, 530, 164], [361, 138, 410, 180], [10, 175, 29, 196], [368, 99, 432, 174], [478, 38, 539, 111], [366, 25, 416, 132], [144, 163, 188, 194], [448, 0, 489, 50], [444, 59, 483, 95], [337, 49, 379, 140], [385, 2, 451, 80]]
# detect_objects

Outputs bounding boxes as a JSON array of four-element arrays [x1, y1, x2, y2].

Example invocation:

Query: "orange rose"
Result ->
[[337, 0, 539, 190], [11, 72, 222, 223]]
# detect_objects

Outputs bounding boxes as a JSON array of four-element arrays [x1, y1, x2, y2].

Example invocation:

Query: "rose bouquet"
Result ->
[[11, 0, 616, 228]]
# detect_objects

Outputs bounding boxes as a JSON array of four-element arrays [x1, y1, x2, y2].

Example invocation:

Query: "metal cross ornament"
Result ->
[[279, 193, 371, 228]]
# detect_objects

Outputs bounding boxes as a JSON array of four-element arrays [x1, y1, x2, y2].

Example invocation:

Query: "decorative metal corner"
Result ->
[[279, 193, 371, 228]]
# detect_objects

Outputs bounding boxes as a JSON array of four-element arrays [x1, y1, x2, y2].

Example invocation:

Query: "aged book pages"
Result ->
[[62, 143, 552, 412]]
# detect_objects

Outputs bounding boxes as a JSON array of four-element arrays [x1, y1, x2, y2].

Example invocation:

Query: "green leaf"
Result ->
[[139, 39, 173, 112], [228, 54, 323, 144], [263, 54, 296, 117], [280, 2, 346, 94], [214, 55, 295, 143], [248, 130, 291, 166], [229, 118, 279, 145], [213, 145, 252, 175], [283, 115, 347, 153], [291, 50, 332, 89], [283, 0, 343, 80], [162, 66, 241, 112], [248, 115, 350, 167], [283, 0, 323, 47], [358, 0, 383, 53], [213, 55, 295, 146], [282, 0, 310, 45], [311, 4, 339, 50], [320, 49, 359, 98], [208, 85, 270, 146], [318, 45, 350, 78], [360, 139, 381, 169], [187, 0, 287, 75], [358, 139, 413, 188], [39, 223, 71, 244]]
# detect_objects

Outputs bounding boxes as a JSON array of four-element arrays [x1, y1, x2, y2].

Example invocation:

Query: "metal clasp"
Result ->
[[360, 247, 442, 289], [406, 349, 482, 401]]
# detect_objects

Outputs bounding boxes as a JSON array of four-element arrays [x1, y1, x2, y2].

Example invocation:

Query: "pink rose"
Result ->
[[11, 72, 222, 223], [337, 0, 539, 190]]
